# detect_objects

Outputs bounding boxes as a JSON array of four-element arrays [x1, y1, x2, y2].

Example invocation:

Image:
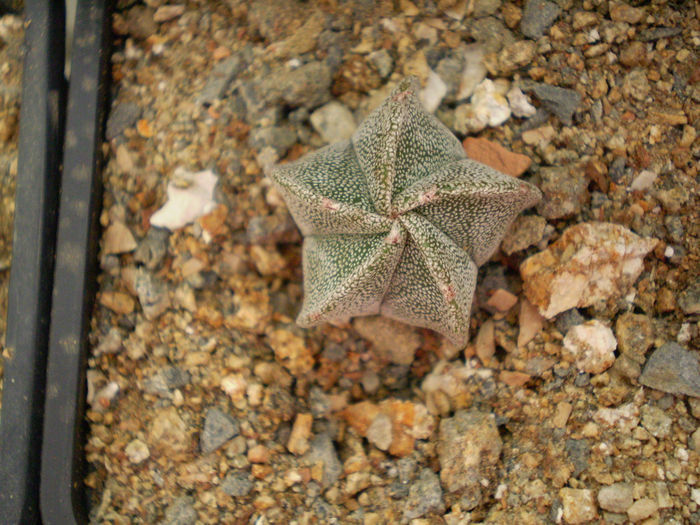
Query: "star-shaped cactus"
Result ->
[[269, 77, 541, 346]]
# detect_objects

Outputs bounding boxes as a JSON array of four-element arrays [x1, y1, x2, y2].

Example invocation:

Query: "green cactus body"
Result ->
[[269, 77, 541, 346]]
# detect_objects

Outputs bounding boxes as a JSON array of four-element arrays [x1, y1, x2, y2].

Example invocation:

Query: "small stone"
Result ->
[[520, 0, 561, 39], [640, 405, 672, 438], [679, 281, 700, 315], [437, 410, 502, 493], [454, 79, 510, 133], [122, 5, 157, 40], [552, 401, 572, 428], [287, 413, 313, 455], [486, 288, 518, 312], [462, 137, 532, 177], [149, 407, 189, 454], [531, 83, 581, 126], [196, 56, 243, 105], [248, 444, 270, 464], [248, 126, 297, 157], [690, 428, 700, 452], [267, 329, 314, 376], [496, 40, 537, 74], [403, 468, 445, 521], [598, 483, 634, 513], [629, 169, 657, 192], [134, 269, 170, 320], [262, 61, 332, 109], [457, 44, 487, 100], [150, 168, 218, 231], [105, 102, 141, 140], [593, 402, 639, 433], [353, 316, 420, 365], [103, 221, 137, 255], [221, 471, 254, 497], [419, 69, 448, 113], [572, 11, 598, 30], [507, 86, 536, 118], [518, 298, 544, 347], [366, 413, 392, 451], [473, 0, 501, 17], [620, 41, 649, 67], [162, 496, 197, 525], [627, 498, 658, 522], [475, 319, 496, 365], [367, 49, 393, 79], [615, 312, 654, 365], [153, 5, 185, 22], [563, 320, 617, 374], [344, 471, 371, 496], [501, 215, 546, 255], [99, 290, 135, 315], [303, 433, 342, 487], [521, 124, 555, 148], [622, 69, 650, 102], [535, 165, 588, 219], [201, 407, 239, 454], [125, 439, 150, 464], [310, 101, 356, 143], [610, 2, 645, 24], [559, 488, 596, 524], [640, 343, 700, 398], [134, 227, 169, 269], [520, 222, 658, 319]]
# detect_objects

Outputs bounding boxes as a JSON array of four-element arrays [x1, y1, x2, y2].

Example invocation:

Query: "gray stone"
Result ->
[[106, 102, 141, 141], [532, 83, 581, 126], [143, 366, 191, 397], [135, 269, 171, 320], [664, 215, 684, 245], [161, 496, 197, 525], [201, 407, 239, 454], [679, 281, 700, 315], [261, 61, 332, 109], [403, 468, 445, 521], [520, 0, 561, 40], [303, 433, 342, 487], [134, 227, 170, 269], [196, 56, 244, 105], [248, 126, 297, 157], [367, 49, 393, 79], [640, 405, 673, 438], [598, 483, 634, 513], [535, 165, 588, 219], [467, 17, 515, 54], [473, 0, 501, 17], [640, 343, 700, 398], [220, 471, 254, 497]]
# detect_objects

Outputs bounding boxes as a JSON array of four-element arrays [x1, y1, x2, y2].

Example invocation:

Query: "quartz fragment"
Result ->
[[150, 168, 218, 231], [520, 222, 658, 318], [563, 320, 617, 374]]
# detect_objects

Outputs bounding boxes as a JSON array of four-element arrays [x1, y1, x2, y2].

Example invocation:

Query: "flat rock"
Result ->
[[200, 407, 239, 454], [106, 102, 141, 140], [639, 343, 700, 398], [531, 83, 582, 126], [437, 410, 502, 493], [598, 483, 634, 513], [462, 137, 532, 177], [520, 0, 561, 40], [403, 468, 445, 521], [196, 56, 243, 105], [261, 61, 332, 109], [520, 222, 658, 318]]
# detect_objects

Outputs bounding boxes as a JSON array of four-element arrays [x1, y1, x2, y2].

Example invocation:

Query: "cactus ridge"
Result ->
[[269, 76, 541, 346]]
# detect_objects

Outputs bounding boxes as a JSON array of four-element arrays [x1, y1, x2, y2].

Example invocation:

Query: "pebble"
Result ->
[[594, 402, 639, 433], [248, 126, 297, 157], [501, 215, 546, 255], [102, 221, 137, 254], [125, 439, 150, 464], [367, 49, 393, 79], [99, 290, 135, 315], [640, 405, 672, 438], [437, 410, 502, 493], [620, 41, 649, 67], [134, 269, 170, 320], [639, 342, 700, 398], [200, 407, 239, 454], [134, 227, 169, 269], [161, 496, 197, 525], [597, 483, 634, 513], [149, 407, 189, 454], [563, 320, 617, 374], [622, 69, 650, 101], [475, 319, 495, 365], [486, 288, 519, 312], [495, 40, 537, 74], [287, 413, 313, 455], [454, 79, 511, 134], [679, 281, 700, 315], [353, 316, 420, 365], [506, 86, 536, 118], [518, 298, 544, 347], [220, 471, 254, 497], [457, 44, 487, 100], [366, 413, 392, 451], [195, 56, 243, 105], [615, 312, 654, 365], [609, 2, 645, 24], [150, 168, 219, 231], [303, 433, 342, 487], [535, 165, 589, 219], [520, 0, 561, 40], [520, 222, 658, 318], [261, 61, 332, 109], [403, 468, 445, 521], [419, 69, 448, 113], [105, 102, 141, 141], [462, 137, 531, 177], [627, 497, 658, 522], [309, 101, 356, 143], [267, 329, 314, 376], [629, 169, 657, 192], [531, 83, 582, 126], [559, 488, 596, 524]]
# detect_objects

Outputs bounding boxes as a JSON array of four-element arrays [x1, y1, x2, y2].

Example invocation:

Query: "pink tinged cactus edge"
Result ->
[[269, 76, 541, 347]]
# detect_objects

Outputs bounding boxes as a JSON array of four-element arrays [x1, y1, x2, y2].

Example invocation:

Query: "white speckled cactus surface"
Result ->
[[269, 77, 541, 346]]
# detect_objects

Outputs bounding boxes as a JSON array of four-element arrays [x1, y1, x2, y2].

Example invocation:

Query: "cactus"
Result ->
[[269, 77, 541, 346]]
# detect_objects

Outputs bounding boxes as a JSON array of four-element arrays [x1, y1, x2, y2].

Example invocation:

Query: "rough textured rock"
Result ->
[[563, 320, 617, 374], [639, 343, 700, 398], [535, 165, 589, 219], [598, 483, 634, 513], [437, 410, 502, 493], [403, 468, 445, 521], [520, 222, 658, 318], [531, 83, 582, 126], [520, 0, 561, 39], [560, 488, 596, 524], [200, 407, 239, 454], [353, 316, 421, 365]]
